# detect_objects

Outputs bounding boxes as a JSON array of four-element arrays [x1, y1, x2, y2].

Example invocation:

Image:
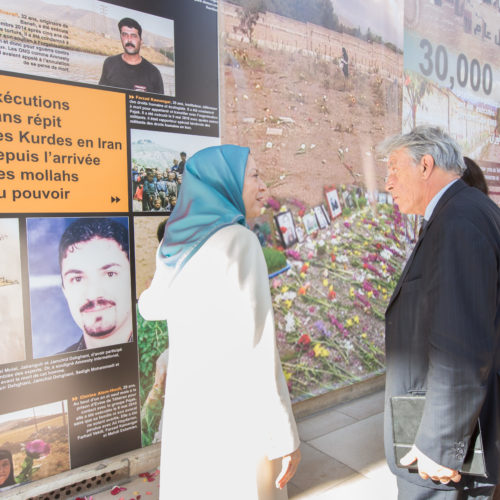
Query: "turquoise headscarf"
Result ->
[[159, 144, 250, 271]]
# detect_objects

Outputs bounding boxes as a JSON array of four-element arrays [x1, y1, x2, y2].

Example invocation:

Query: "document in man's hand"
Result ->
[[391, 395, 486, 477]]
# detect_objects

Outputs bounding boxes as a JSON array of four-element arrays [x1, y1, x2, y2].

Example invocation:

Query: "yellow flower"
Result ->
[[382, 288, 387, 294], [281, 286, 289, 293], [322, 279, 329, 287], [285, 300, 292, 309], [283, 370, 292, 381], [346, 318, 354, 327], [349, 287, 355, 298], [300, 272, 306, 279], [313, 343, 329, 358], [367, 291, 373, 298], [354, 315, 360, 324], [361, 333, 367, 339]]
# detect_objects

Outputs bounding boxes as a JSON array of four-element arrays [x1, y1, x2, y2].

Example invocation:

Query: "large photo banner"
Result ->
[[0, 0, 218, 491], [403, 0, 500, 202], [218, 0, 408, 403]]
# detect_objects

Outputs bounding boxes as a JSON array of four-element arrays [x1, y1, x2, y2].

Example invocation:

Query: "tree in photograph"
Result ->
[[403, 71, 431, 129], [234, 0, 266, 43]]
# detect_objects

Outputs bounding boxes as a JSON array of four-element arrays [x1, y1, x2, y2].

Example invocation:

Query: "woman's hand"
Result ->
[[275, 448, 301, 489]]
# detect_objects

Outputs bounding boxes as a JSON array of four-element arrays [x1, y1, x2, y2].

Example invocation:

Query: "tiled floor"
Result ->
[[92, 390, 397, 500], [289, 390, 397, 499]]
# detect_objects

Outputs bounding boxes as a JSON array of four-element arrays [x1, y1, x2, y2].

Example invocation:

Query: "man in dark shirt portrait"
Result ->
[[99, 17, 164, 94]]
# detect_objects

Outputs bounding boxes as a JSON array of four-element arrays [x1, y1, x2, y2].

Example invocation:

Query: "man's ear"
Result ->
[[420, 154, 435, 179]]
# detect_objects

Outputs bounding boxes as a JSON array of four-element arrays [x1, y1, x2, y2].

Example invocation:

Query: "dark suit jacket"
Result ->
[[384, 179, 500, 489]]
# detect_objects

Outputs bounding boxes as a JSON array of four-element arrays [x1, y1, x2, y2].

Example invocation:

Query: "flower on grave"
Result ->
[[308, 306, 316, 314], [285, 312, 295, 333], [328, 314, 349, 337], [297, 333, 311, 347], [313, 343, 329, 358], [322, 279, 329, 287], [267, 197, 281, 211], [283, 370, 292, 381], [344, 222, 351, 229], [280, 226, 288, 234], [300, 262, 310, 273], [314, 320, 330, 337], [355, 292, 371, 307], [281, 285, 289, 293], [328, 287, 336, 301], [285, 249, 301, 260], [272, 278, 282, 289], [298, 283, 310, 295]]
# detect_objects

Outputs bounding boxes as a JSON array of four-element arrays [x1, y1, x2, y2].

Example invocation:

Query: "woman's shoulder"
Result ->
[[208, 223, 259, 250]]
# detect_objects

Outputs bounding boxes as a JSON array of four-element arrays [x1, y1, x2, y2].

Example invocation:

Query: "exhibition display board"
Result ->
[[0, 0, 218, 489]]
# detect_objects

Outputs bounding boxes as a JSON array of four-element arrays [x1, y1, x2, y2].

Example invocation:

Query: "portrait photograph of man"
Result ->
[[99, 17, 165, 94], [27, 217, 133, 358]]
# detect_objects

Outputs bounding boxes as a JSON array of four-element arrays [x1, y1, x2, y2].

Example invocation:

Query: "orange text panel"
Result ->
[[0, 75, 128, 213]]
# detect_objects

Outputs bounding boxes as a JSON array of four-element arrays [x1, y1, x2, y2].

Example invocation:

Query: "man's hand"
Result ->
[[275, 448, 301, 489], [401, 445, 461, 484]]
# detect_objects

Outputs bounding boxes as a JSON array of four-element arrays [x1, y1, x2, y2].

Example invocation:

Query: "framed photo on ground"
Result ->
[[313, 205, 329, 229], [303, 212, 319, 234], [324, 186, 342, 219], [275, 210, 298, 248]]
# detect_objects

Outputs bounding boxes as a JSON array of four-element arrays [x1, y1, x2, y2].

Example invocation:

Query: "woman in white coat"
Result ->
[[139, 145, 300, 499]]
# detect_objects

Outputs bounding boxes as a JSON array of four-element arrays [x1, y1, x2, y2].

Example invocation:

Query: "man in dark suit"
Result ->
[[381, 126, 500, 499]]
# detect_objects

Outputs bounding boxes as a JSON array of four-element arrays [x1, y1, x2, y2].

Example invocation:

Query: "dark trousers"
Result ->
[[397, 477, 495, 500]]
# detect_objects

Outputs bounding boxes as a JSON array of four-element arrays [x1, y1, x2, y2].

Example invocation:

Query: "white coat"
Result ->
[[139, 224, 300, 499]]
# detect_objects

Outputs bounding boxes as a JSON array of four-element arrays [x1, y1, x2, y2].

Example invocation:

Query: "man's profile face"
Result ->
[[120, 26, 141, 55], [61, 237, 132, 340], [385, 148, 425, 215]]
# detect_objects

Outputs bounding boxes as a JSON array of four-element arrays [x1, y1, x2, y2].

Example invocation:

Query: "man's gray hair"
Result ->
[[378, 125, 466, 175]]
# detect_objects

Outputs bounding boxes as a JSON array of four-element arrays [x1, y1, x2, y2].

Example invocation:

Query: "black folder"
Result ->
[[391, 395, 486, 477]]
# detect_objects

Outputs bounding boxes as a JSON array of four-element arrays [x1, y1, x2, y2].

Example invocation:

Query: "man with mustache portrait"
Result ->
[[59, 218, 133, 352], [98, 17, 164, 94]]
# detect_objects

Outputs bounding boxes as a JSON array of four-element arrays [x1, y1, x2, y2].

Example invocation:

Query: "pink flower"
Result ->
[[26, 439, 50, 458], [285, 249, 301, 260], [290, 198, 306, 210], [266, 197, 281, 211], [355, 292, 371, 308]]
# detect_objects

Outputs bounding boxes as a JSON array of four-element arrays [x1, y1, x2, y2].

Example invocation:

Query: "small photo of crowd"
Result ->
[[130, 130, 220, 214], [132, 153, 185, 213]]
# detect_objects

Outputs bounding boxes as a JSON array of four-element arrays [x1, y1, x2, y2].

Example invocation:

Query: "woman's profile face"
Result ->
[[242, 155, 266, 218], [0, 458, 11, 485]]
